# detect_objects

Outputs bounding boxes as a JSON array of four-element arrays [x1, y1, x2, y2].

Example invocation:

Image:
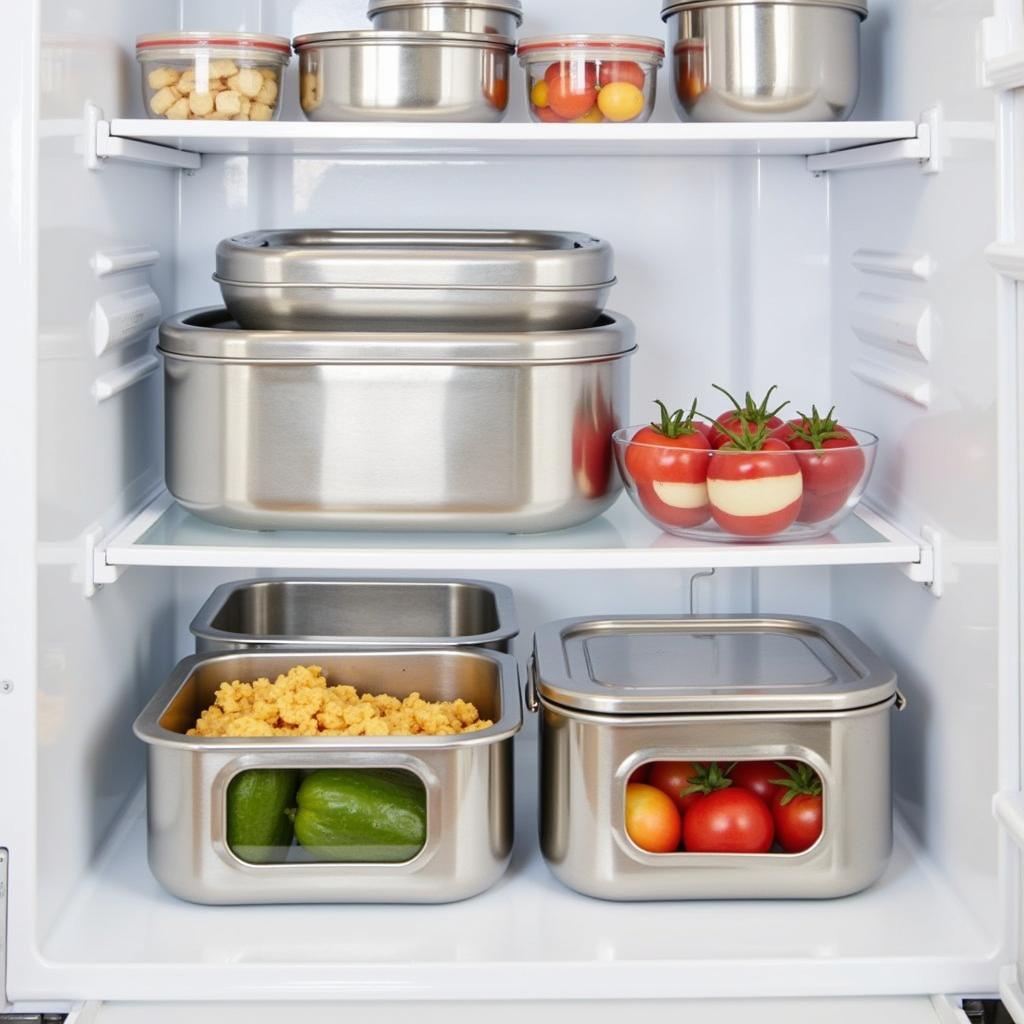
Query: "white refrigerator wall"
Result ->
[[1, 0, 1014, 1008]]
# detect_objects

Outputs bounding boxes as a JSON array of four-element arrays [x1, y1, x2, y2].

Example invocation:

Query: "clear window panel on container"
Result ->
[[626, 760, 823, 855], [227, 767, 427, 865]]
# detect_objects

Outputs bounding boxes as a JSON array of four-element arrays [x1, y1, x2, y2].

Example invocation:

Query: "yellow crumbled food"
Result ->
[[188, 664, 493, 738]]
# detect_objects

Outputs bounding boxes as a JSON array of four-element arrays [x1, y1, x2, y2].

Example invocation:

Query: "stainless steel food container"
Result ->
[[158, 307, 635, 533], [368, 0, 523, 37], [133, 647, 521, 904], [661, 0, 867, 123], [293, 30, 514, 122], [530, 615, 901, 901], [214, 229, 616, 333], [191, 578, 519, 654]]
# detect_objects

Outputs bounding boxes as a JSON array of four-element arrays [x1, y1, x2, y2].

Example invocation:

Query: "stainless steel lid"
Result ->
[[215, 230, 615, 290], [158, 307, 637, 363], [532, 616, 896, 715], [660, 0, 868, 20], [293, 29, 516, 50], [367, 0, 524, 20]]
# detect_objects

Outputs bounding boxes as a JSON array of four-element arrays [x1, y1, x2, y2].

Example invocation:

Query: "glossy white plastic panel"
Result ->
[[827, 0, 1004, 958]]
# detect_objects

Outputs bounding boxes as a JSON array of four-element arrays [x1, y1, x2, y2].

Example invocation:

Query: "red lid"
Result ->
[[136, 31, 292, 56]]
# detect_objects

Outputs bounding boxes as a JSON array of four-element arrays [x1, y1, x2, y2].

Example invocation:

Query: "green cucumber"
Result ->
[[226, 769, 300, 865], [294, 769, 427, 864]]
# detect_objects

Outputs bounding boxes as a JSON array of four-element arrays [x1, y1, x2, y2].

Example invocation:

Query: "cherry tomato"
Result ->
[[625, 400, 711, 528], [709, 385, 790, 449], [545, 60, 597, 88], [630, 764, 651, 785], [647, 761, 705, 815], [530, 80, 550, 109], [535, 105, 567, 123], [773, 792, 823, 853], [573, 105, 605, 124], [706, 433, 803, 537], [597, 81, 645, 122], [772, 407, 866, 524], [572, 384, 615, 499], [683, 787, 774, 854], [769, 762, 824, 853], [547, 70, 599, 120], [625, 783, 682, 853], [729, 761, 786, 804], [486, 77, 509, 110], [599, 60, 646, 89]]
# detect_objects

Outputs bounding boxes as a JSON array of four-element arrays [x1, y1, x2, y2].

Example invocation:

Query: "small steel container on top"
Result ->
[[530, 615, 902, 901], [367, 0, 523, 38], [661, 0, 868, 123], [191, 578, 519, 654], [134, 647, 522, 905]]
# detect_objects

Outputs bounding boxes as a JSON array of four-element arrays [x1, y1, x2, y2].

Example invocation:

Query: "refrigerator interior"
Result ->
[[0, 0, 1021, 1010]]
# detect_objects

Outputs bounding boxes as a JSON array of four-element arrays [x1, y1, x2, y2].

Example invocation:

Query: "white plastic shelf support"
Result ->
[[987, 243, 1024, 281], [807, 110, 940, 175], [86, 104, 201, 172]]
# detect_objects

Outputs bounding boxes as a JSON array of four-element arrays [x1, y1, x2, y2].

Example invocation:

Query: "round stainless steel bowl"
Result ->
[[661, 0, 867, 123], [293, 29, 515, 122], [367, 0, 522, 38]]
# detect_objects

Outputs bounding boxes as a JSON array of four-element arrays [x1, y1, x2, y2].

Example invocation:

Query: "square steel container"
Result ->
[[158, 307, 635, 533], [529, 615, 900, 901], [190, 578, 519, 654], [134, 648, 521, 905]]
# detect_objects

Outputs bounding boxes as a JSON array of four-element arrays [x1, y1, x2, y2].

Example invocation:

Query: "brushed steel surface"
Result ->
[[662, 3, 864, 122], [368, 1, 522, 38], [532, 615, 897, 714], [191, 577, 519, 653], [537, 695, 895, 900], [294, 30, 514, 123], [134, 648, 521, 904], [214, 229, 615, 332], [159, 308, 634, 532]]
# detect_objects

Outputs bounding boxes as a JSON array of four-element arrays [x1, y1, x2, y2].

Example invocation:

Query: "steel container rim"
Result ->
[[368, 0, 524, 20], [531, 615, 897, 715], [214, 230, 614, 289], [134, 647, 524, 751], [189, 576, 520, 651], [660, 0, 868, 20], [158, 306, 637, 363], [213, 276, 618, 293], [293, 29, 516, 51]]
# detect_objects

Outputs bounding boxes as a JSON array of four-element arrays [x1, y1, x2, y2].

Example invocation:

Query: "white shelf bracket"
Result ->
[[807, 108, 941, 175], [859, 504, 941, 595], [85, 103, 201, 172]]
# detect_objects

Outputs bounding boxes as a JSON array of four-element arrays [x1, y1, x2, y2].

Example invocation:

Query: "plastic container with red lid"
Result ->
[[135, 31, 291, 121], [518, 35, 665, 124]]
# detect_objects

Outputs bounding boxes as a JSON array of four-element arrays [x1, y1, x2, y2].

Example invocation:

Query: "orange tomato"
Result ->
[[534, 104, 567, 122], [487, 77, 509, 110], [625, 783, 682, 853], [599, 60, 646, 88], [545, 60, 597, 88], [547, 70, 598, 120]]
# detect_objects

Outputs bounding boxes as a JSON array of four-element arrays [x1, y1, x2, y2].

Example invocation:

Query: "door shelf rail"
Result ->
[[89, 489, 937, 582]]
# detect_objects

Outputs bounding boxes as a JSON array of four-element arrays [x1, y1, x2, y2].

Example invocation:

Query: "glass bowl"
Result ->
[[518, 35, 665, 124], [612, 426, 879, 543]]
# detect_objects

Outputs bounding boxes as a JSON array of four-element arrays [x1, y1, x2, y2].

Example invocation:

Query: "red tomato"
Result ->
[[706, 433, 803, 537], [486, 77, 509, 110], [599, 60, 646, 88], [729, 761, 786, 804], [773, 792, 823, 853], [772, 407, 866, 524], [647, 761, 705, 815], [625, 783, 682, 853], [547, 70, 599, 120], [625, 400, 711, 528], [770, 762, 824, 853], [683, 788, 774, 853], [630, 764, 651, 785], [545, 60, 597, 88], [571, 385, 615, 499], [535, 105, 567, 123], [709, 385, 790, 449]]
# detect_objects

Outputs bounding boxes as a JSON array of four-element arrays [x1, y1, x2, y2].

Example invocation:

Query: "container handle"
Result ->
[[895, 690, 908, 711], [525, 654, 539, 714]]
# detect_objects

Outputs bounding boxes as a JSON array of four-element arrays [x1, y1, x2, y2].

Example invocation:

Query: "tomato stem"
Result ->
[[782, 405, 854, 450], [650, 399, 703, 439], [770, 761, 823, 806], [681, 761, 733, 797], [711, 384, 790, 427], [704, 418, 774, 452]]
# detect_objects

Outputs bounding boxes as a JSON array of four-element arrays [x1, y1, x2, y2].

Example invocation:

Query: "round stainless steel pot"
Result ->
[[661, 0, 867, 123], [294, 30, 514, 122], [368, 0, 522, 38]]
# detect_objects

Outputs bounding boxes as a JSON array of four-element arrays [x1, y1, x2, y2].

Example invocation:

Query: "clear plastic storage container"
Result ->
[[136, 31, 291, 121], [518, 35, 665, 124]]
